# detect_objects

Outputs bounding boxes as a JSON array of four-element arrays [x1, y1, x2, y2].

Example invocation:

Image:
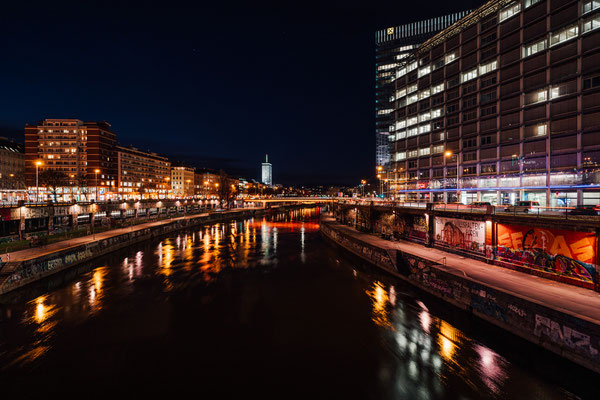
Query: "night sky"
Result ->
[[0, 0, 481, 186]]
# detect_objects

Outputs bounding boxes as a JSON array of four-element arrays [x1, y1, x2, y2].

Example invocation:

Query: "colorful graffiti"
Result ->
[[496, 224, 597, 283], [435, 217, 486, 253]]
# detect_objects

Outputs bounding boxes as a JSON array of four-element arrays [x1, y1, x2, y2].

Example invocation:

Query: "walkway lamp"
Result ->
[[35, 160, 43, 203], [445, 151, 459, 203]]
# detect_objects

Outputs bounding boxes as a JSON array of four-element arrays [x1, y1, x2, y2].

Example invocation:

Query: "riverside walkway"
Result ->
[[323, 216, 600, 325], [1, 208, 261, 264]]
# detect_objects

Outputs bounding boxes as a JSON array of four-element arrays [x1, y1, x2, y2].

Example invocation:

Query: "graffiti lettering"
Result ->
[[534, 314, 598, 356]]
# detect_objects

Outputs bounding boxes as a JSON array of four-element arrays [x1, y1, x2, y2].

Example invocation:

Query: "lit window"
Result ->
[[418, 89, 430, 100], [396, 130, 406, 139], [397, 120, 406, 129], [499, 2, 521, 22], [396, 68, 407, 78], [418, 66, 431, 77], [537, 90, 547, 102], [418, 147, 430, 156], [407, 116, 418, 126], [536, 124, 547, 136], [407, 94, 418, 105], [583, 13, 600, 33], [407, 84, 418, 94], [479, 60, 497, 76], [445, 53, 457, 64], [461, 68, 478, 83], [550, 24, 579, 47], [583, 1, 600, 14], [522, 38, 547, 57], [407, 62, 418, 72], [407, 127, 418, 137], [396, 88, 406, 98], [419, 112, 431, 122], [432, 145, 444, 154], [408, 150, 418, 158], [418, 124, 431, 134], [550, 86, 560, 99], [524, 0, 542, 7], [431, 108, 443, 118], [432, 83, 444, 94]]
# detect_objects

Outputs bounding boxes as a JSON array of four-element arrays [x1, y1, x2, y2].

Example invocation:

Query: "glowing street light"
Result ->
[[361, 179, 366, 197], [35, 160, 43, 203], [445, 151, 459, 203], [94, 169, 100, 202]]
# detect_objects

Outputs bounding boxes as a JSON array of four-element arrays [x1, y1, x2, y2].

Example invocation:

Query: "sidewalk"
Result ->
[[4, 208, 260, 263], [323, 216, 600, 324]]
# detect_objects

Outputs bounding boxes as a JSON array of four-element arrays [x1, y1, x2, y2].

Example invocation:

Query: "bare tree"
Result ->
[[39, 170, 67, 203], [217, 169, 235, 209]]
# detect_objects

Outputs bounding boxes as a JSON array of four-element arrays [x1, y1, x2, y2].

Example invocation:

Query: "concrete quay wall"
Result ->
[[320, 220, 600, 375]]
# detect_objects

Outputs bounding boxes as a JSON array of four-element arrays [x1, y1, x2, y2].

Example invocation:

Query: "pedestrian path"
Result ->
[[323, 216, 600, 324], [3, 208, 260, 263]]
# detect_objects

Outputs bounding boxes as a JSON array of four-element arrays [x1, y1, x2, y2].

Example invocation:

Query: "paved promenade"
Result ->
[[2, 208, 259, 263], [323, 216, 600, 324]]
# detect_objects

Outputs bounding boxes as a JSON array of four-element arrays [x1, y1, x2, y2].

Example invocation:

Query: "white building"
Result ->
[[261, 154, 272, 186]]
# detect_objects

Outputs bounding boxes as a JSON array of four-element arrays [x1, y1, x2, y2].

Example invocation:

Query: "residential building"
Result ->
[[386, 0, 600, 207], [194, 168, 220, 198], [261, 154, 272, 186], [171, 165, 195, 197], [24, 119, 117, 198], [376, 11, 471, 169], [116, 145, 171, 199], [0, 137, 25, 189]]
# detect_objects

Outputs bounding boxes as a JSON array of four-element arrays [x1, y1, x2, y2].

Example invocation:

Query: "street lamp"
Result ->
[[94, 169, 100, 202], [361, 179, 366, 197], [35, 160, 42, 203], [376, 166, 384, 198], [445, 151, 459, 203]]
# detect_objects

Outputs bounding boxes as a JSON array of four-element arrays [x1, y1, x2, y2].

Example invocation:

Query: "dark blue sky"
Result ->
[[0, 0, 479, 185]]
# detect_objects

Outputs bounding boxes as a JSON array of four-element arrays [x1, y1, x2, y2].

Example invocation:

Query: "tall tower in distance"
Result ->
[[261, 154, 272, 186]]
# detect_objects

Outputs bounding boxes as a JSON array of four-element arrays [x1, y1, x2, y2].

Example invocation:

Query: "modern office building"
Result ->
[[376, 11, 471, 169], [385, 0, 600, 207], [24, 119, 117, 192], [261, 154, 272, 186], [0, 137, 24, 188], [116, 145, 171, 199], [171, 165, 195, 197]]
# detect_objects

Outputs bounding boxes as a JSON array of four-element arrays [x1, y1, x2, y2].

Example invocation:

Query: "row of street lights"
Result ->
[[372, 151, 460, 202]]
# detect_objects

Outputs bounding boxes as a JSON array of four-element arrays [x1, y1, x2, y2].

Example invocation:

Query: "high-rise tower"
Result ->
[[261, 154, 272, 186]]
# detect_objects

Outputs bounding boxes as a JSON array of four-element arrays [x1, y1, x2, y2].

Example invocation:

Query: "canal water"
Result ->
[[0, 207, 596, 399]]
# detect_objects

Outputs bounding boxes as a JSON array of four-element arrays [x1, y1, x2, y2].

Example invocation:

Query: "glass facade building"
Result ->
[[376, 12, 471, 169], [386, 0, 600, 206], [262, 154, 272, 186]]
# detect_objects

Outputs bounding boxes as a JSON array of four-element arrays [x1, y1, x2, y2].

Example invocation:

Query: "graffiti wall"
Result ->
[[495, 224, 597, 284], [434, 217, 486, 253]]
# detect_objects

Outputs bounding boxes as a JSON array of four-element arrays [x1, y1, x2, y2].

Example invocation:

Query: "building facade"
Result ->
[[376, 11, 471, 169], [171, 165, 195, 197], [194, 168, 220, 198], [261, 154, 272, 186], [0, 137, 24, 189], [116, 145, 171, 199], [385, 0, 600, 207], [24, 119, 117, 196]]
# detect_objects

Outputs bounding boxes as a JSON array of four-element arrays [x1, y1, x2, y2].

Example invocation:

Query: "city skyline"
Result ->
[[0, 0, 482, 186]]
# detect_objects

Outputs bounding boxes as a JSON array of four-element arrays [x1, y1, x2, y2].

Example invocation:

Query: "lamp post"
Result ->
[[35, 160, 42, 203], [361, 180, 366, 197], [445, 151, 459, 203], [376, 166, 383, 198], [94, 169, 101, 202]]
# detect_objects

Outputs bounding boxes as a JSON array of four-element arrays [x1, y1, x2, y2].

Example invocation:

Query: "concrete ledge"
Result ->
[[320, 218, 600, 375]]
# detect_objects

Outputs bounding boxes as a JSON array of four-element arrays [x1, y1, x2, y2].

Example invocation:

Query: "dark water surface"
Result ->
[[0, 208, 597, 399]]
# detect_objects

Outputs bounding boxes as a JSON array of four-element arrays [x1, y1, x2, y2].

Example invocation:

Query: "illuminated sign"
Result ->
[[387, 27, 395, 35]]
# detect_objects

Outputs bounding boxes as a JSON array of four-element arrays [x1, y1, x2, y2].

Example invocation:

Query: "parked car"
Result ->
[[567, 205, 600, 215], [504, 200, 541, 214], [470, 201, 491, 206]]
